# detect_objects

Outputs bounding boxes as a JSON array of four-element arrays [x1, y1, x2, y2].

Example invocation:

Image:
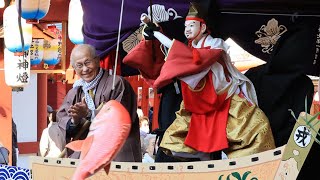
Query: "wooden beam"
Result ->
[[18, 142, 39, 154]]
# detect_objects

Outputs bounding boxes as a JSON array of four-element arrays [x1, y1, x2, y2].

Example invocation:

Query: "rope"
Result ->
[[149, 0, 156, 62], [112, 0, 125, 90], [18, 0, 25, 53], [149, 0, 153, 23]]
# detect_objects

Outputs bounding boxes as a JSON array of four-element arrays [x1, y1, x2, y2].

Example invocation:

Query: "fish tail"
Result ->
[[104, 164, 111, 175], [72, 168, 90, 180]]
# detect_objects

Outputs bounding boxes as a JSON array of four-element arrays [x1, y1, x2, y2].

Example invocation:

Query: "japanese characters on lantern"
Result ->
[[4, 48, 31, 88], [30, 39, 44, 67]]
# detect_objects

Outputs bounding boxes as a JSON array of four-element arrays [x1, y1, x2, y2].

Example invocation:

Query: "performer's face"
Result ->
[[184, 20, 202, 40], [72, 49, 100, 83]]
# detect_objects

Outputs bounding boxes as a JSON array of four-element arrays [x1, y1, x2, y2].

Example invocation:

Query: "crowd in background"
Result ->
[[138, 109, 157, 163]]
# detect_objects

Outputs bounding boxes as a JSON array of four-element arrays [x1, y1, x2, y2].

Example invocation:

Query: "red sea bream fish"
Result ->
[[65, 100, 132, 180]]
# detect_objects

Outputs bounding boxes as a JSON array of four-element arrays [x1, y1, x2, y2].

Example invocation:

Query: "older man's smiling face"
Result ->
[[72, 49, 99, 83]]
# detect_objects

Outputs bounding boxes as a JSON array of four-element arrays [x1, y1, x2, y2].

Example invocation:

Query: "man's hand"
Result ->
[[68, 97, 90, 125], [143, 23, 160, 40]]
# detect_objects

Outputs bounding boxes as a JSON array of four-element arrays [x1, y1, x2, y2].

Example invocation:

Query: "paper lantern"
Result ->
[[43, 25, 62, 69], [43, 39, 62, 68], [4, 48, 31, 89], [0, 0, 5, 8], [30, 38, 44, 67], [16, 0, 51, 24], [3, 4, 32, 55], [68, 0, 84, 44]]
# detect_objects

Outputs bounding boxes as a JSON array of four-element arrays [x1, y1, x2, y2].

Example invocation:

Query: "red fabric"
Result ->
[[217, 58, 231, 82], [186, 17, 205, 23], [181, 72, 230, 152], [192, 48, 201, 65], [47, 81, 68, 110], [153, 40, 223, 89], [100, 50, 121, 75], [123, 39, 165, 81]]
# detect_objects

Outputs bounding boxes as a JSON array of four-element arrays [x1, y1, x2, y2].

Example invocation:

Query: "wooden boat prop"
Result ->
[[27, 112, 320, 180]]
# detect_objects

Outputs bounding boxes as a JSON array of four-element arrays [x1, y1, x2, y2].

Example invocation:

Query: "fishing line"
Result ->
[[112, 0, 125, 90]]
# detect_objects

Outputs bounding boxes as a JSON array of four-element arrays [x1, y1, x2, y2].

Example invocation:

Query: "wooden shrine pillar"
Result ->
[[37, 74, 48, 141]]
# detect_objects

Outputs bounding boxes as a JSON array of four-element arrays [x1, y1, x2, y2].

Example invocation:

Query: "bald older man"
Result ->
[[57, 44, 141, 162]]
